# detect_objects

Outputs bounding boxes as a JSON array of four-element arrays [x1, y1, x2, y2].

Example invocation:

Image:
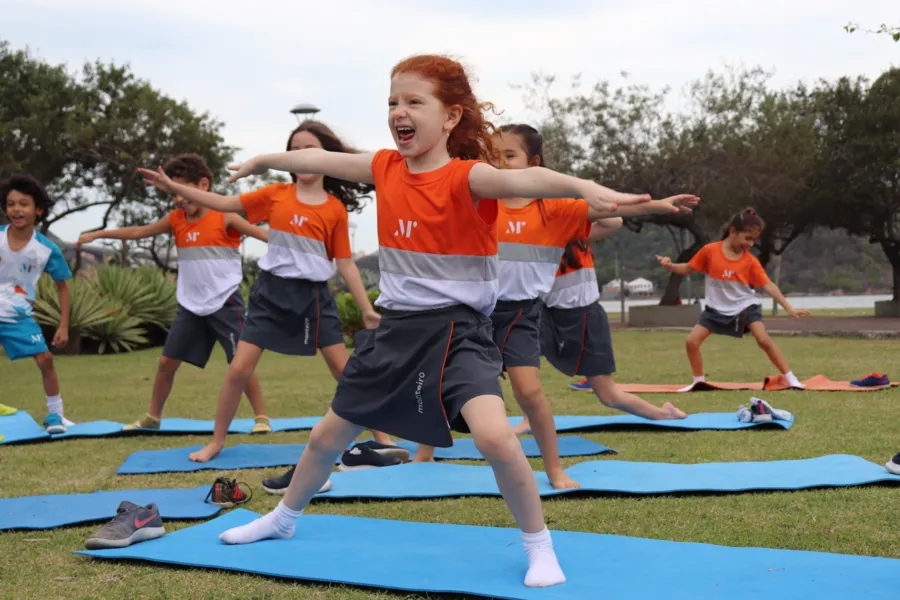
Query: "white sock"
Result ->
[[693, 375, 706, 383], [219, 501, 302, 545], [46, 395, 73, 425], [784, 372, 803, 387], [521, 527, 566, 588]]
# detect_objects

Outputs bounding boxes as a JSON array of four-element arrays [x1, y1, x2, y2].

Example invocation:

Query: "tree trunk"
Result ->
[[659, 224, 709, 305]]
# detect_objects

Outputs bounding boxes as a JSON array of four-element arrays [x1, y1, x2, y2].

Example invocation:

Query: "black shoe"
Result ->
[[886, 453, 900, 476], [356, 440, 411, 462], [205, 477, 252, 508], [84, 502, 165, 549], [261, 466, 333, 495], [339, 442, 404, 472]]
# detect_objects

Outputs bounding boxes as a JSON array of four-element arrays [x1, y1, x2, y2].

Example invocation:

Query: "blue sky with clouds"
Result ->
[[3, 0, 898, 258]]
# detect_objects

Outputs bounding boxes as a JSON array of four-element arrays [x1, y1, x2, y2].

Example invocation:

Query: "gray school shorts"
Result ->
[[697, 304, 763, 338], [331, 305, 504, 448], [162, 290, 246, 368], [241, 270, 344, 355], [541, 302, 616, 378], [490, 298, 542, 369]]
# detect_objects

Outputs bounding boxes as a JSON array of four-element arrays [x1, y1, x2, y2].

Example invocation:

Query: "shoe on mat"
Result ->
[[339, 442, 404, 472], [261, 466, 333, 495], [851, 373, 891, 389], [568, 378, 592, 391], [43, 412, 66, 434], [84, 501, 165, 549], [251, 415, 271, 434], [885, 453, 900, 476], [205, 477, 253, 508], [122, 414, 161, 431], [736, 405, 752, 423], [355, 440, 410, 462], [748, 399, 772, 423], [750, 397, 792, 421]]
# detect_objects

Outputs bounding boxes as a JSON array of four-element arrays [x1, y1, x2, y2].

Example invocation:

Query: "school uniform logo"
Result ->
[[722, 269, 735, 279], [21, 263, 36, 274], [186, 232, 199, 242], [505, 221, 526, 235], [415, 371, 425, 414], [394, 219, 418, 238], [291, 215, 308, 228]]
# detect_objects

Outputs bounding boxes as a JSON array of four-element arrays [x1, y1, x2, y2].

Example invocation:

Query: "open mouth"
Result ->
[[395, 126, 415, 143]]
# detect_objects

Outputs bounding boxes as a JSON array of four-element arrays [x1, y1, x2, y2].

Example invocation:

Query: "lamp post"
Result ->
[[290, 103, 321, 122]]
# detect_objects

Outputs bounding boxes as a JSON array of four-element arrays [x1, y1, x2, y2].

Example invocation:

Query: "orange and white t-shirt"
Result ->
[[543, 223, 601, 309], [689, 241, 770, 315], [240, 183, 352, 281], [497, 199, 589, 301], [371, 149, 498, 315], [170, 209, 242, 316]]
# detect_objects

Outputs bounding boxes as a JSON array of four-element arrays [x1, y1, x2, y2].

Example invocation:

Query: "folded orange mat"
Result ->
[[616, 374, 898, 394]]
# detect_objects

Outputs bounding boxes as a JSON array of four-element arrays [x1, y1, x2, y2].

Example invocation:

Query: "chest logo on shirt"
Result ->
[[506, 221, 526, 235], [21, 263, 36, 274], [395, 219, 418, 238], [722, 269, 735, 279], [291, 215, 308, 228], [186, 232, 200, 243]]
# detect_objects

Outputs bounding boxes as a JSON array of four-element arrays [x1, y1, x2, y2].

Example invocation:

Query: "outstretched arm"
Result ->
[[137, 169, 243, 213], [586, 194, 700, 220], [588, 218, 623, 241], [76, 216, 172, 248], [225, 213, 268, 243], [656, 255, 696, 276], [335, 258, 381, 329], [468, 163, 651, 214], [225, 149, 376, 185], [762, 282, 810, 317]]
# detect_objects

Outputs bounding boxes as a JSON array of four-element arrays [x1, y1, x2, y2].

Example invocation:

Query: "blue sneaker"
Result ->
[[43, 413, 66, 434], [850, 373, 890, 389], [568, 378, 592, 391]]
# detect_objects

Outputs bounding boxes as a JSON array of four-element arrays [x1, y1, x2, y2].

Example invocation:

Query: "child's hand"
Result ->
[[363, 309, 381, 330], [226, 158, 269, 184], [577, 180, 651, 214], [788, 309, 811, 318], [52, 327, 69, 347], [75, 232, 97, 249], [658, 194, 701, 214], [656, 255, 674, 271], [137, 167, 177, 194]]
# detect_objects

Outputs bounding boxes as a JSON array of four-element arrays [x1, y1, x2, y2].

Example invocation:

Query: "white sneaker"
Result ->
[[885, 454, 900, 476]]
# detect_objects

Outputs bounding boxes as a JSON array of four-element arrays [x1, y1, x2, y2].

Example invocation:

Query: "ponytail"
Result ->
[[721, 207, 765, 240]]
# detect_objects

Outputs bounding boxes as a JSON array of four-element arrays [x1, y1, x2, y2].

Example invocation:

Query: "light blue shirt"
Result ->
[[0, 225, 72, 323]]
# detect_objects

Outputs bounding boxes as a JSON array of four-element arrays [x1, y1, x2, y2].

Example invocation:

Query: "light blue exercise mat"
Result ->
[[76, 509, 900, 600], [315, 454, 900, 500], [0, 486, 221, 531], [116, 437, 615, 475]]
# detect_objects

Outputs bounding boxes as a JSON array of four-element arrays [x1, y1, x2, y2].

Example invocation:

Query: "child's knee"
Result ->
[[756, 335, 775, 351], [307, 421, 343, 454], [515, 386, 547, 414], [33, 351, 55, 372], [157, 356, 181, 374], [685, 336, 701, 351], [473, 426, 519, 462], [226, 358, 254, 383]]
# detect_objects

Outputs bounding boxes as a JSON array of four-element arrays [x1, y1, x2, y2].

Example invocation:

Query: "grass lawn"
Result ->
[[1, 330, 899, 599]]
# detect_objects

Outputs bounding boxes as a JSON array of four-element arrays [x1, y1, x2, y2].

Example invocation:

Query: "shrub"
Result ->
[[336, 289, 381, 342]]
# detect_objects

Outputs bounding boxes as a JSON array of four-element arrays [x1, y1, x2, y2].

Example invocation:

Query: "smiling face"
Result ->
[[728, 227, 761, 252], [388, 72, 459, 159], [493, 132, 539, 170], [289, 130, 325, 186], [171, 178, 207, 218], [4, 190, 40, 231]]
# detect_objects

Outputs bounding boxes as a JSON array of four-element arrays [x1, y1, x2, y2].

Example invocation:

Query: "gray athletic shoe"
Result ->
[[84, 501, 165, 549]]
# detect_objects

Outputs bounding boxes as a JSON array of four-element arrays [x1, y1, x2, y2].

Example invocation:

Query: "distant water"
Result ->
[[600, 294, 893, 313]]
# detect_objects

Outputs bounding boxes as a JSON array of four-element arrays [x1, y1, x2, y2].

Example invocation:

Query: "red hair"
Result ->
[[391, 54, 500, 165]]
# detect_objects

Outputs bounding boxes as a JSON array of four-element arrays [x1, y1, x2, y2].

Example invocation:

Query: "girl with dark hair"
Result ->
[[138, 122, 408, 475], [481, 126, 691, 442], [657, 208, 810, 391]]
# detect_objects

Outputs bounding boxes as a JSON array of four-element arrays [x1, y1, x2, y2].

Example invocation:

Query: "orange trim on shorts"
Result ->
[[572, 313, 589, 375], [437, 321, 454, 430], [499, 308, 523, 359]]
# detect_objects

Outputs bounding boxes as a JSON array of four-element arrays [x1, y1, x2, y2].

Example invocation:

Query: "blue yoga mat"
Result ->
[[0, 486, 221, 531], [315, 454, 900, 500], [76, 509, 900, 599], [510, 411, 794, 431], [0, 411, 50, 444], [116, 437, 614, 475]]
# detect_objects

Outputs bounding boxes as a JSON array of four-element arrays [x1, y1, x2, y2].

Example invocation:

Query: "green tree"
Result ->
[[810, 69, 900, 302], [845, 22, 900, 42]]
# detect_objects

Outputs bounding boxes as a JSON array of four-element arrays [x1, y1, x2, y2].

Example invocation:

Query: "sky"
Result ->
[[3, 0, 898, 259]]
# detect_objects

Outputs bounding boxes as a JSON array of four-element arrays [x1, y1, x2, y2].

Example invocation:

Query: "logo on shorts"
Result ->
[[31, 334, 43, 344], [505, 221, 526, 235], [415, 371, 425, 414], [394, 219, 418, 238], [303, 318, 310, 345]]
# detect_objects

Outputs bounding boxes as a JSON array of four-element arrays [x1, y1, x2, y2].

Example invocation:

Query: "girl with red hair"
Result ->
[[161, 54, 660, 588]]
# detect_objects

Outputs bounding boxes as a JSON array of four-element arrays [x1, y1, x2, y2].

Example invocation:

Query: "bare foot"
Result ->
[[411, 448, 435, 463], [548, 469, 580, 490], [189, 442, 224, 462], [512, 418, 532, 436], [662, 402, 688, 420]]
